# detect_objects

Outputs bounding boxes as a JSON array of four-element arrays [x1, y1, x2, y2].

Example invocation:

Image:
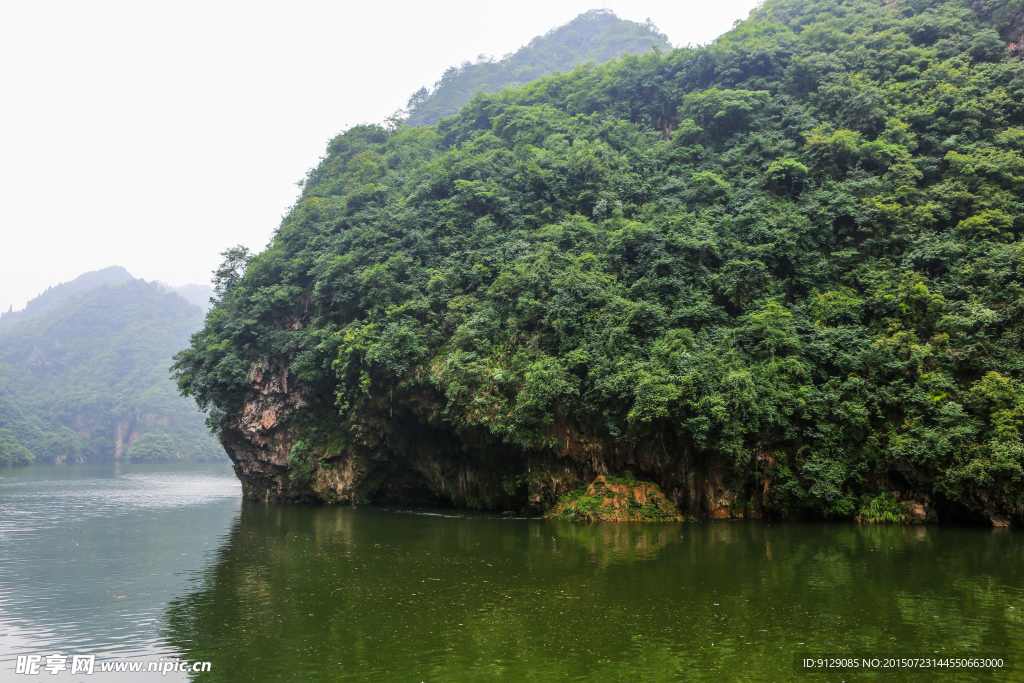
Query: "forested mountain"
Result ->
[[404, 10, 672, 127], [176, 0, 1024, 525], [154, 282, 216, 312], [0, 272, 224, 465], [0, 266, 133, 324]]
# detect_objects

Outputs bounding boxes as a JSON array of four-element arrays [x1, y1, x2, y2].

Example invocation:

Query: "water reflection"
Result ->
[[552, 518, 679, 565], [0, 462, 240, 680], [166, 505, 1024, 682]]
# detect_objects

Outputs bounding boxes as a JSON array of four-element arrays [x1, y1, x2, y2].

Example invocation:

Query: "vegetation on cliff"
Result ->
[[0, 271, 224, 464], [175, 0, 1024, 522], [404, 10, 672, 127], [548, 476, 685, 521]]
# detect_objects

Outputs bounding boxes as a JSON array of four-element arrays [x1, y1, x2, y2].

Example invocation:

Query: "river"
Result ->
[[1, 463, 1021, 681]]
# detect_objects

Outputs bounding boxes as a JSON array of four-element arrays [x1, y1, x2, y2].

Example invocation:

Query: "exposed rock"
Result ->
[[708, 488, 738, 519], [218, 364, 1024, 528], [220, 370, 761, 517], [989, 513, 1012, 528], [967, 0, 1024, 55], [218, 364, 1022, 527], [907, 499, 938, 524], [545, 475, 685, 522], [972, 490, 1022, 528], [218, 363, 309, 501], [1010, 9, 1024, 55], [885, 0, 1024, 56]]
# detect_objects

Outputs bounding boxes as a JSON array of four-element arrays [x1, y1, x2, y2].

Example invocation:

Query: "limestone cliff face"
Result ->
[[220, 365, 1024, 527], [881, 0, 1024, 55], [221, 363, 544, 506], [546, 476, 685, 521], [969, 0, 1024, 54], [221, 363, 790, 519], [226, 368, 1024, 528], [218, 364, 310, 501], [1005, 4, 1024, 54]]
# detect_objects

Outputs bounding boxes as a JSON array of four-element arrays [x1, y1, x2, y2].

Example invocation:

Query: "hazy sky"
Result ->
[[1, 0, 760, 313]]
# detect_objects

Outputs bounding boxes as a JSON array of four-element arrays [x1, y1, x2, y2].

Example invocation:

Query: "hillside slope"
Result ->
[[176, 0, 1024, 524], [0, 266, 133, 324], [1, 274, 224, 464], [404, 10, 672, 127]]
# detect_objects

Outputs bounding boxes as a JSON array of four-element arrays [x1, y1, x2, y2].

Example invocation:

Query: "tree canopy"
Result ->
[[176, 0, 1024, 520]]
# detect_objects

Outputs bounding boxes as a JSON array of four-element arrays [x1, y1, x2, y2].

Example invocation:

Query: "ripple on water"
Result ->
[[0, 462, 241, 666]]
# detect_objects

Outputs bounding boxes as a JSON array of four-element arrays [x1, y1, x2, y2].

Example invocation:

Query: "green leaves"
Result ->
[[404, 10, 673, 127], [0, 428, 33, 466], [678, 88, 770, 139], [178, 0, 1024, 518], [212, 246, 253, 300]]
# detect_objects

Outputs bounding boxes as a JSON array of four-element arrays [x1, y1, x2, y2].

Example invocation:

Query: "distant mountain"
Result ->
[[404, 10, 672, 127], [0, 266, 134, 325], [0, 275, 224, 465], [155, 282, 215, 312]]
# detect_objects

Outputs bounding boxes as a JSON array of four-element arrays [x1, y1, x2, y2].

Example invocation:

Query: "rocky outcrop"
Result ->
[[219, 363, 782, 518], [546, 476, 685, 522], [1005, 4, 1024, 54], [218, 363, 310, 501], [218, 366, 1024, 526], [882, 0, 1024, 56], [907, 498, 938, 524], [967, 0, 1024, 55], [218, 361, 1023, 526]]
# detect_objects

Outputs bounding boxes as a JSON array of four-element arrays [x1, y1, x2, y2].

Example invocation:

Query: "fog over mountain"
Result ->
[[0, 268, 224, 465]]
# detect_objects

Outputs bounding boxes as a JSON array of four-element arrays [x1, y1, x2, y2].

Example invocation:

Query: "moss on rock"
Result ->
[[546, 475, 685, 522]]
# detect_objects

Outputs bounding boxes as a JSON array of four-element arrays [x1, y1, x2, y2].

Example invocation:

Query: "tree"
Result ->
[[212, 246, 253, 299], [0, 428, 33, 466]]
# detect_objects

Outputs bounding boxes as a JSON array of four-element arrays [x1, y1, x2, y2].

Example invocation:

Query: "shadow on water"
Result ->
[[163, 503, 1024, 682]]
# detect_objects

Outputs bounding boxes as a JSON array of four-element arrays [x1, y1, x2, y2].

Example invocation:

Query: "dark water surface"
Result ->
[[2, 464, 1022, 681]]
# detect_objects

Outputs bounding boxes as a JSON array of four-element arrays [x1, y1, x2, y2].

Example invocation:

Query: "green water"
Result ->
[[2, 464, 1022, 681]]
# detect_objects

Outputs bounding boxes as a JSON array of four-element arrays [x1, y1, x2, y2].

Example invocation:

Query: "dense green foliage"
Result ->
[[0, 275, 224, 464], [404, 10, 671, 127], [552, 477, 683, 521], [176, 0, 1024, 519], [858, 491, 912, 523], [0, 428, 34, 466]]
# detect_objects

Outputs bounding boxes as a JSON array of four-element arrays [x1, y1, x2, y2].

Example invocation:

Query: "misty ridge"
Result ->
[[403, 10, 672, 126], [0, 267, 221, 466], [0, 9, 663, 471]]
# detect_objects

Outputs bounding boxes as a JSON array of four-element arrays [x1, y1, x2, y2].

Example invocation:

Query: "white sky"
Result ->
[[0, 0, 760, 313]]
